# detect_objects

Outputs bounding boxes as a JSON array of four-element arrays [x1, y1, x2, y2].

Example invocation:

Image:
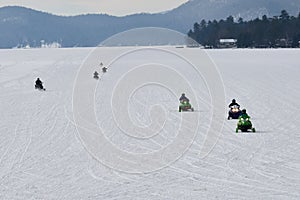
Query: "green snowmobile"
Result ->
[[179, 100, 194, 112], [236, 109, 256, 133]]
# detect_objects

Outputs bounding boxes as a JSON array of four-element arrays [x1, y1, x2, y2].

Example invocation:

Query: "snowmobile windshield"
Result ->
[[230, 105, 240, 110]]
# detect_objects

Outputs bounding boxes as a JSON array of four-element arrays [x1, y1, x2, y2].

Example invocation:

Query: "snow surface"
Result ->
[[0, 47, 300, 199]]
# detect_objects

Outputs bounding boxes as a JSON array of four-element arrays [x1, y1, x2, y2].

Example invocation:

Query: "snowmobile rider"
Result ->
[[240, 109, 249, 118], [228, 99, 240, 108], [179, 93, 190, 103]]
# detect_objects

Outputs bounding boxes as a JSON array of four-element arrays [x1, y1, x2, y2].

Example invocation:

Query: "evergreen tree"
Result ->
[[187, 10, 300, 48]]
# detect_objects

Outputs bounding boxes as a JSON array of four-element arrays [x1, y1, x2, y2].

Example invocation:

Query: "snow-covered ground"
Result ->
[[0, 47, 299, 199]]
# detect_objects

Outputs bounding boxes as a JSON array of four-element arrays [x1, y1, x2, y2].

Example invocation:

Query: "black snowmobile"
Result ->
[[94, 71, 99, 79], [102, 67, 107, 73], [35, 78, 45, 91], [228, 105, 242, 120]]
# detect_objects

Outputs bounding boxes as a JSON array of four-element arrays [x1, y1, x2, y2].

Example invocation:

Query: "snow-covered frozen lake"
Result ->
[[0, 47, 299, 199]]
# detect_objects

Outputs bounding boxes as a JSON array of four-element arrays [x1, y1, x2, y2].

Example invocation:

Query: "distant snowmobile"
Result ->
[[35, 78, 45, 91], [236, 109, 256, 133], [179, 93, 194, 112], [228, 105, 242, 120], [94, 71, 99, 79], [102, 67, 107, 73], [228, 99, 242, 119]]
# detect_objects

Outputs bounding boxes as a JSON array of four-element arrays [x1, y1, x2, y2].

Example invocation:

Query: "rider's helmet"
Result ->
[[182, 93, 185, 96], [232, 99, 236, 103], [242, 109, 246, 114]]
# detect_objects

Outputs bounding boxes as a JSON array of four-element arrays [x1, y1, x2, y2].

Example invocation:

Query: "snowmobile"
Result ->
[[35, 78, 45, 91], [94, 71, 99, 79], [179, 100, 194, 112], [35, 83, 45, 91], [102, 67, 107, 73], [236, 115, 256, 133], [228, 105, 242, 120]]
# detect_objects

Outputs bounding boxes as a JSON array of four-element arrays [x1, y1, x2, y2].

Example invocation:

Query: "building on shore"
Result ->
[[218, 39, 237, 48]]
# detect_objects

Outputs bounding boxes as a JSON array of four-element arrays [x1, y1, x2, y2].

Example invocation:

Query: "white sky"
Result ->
[[0, 0, 189, 16]]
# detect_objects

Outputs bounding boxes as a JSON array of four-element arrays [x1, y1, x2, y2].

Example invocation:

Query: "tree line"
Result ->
[[188, 10, 300, 48]]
